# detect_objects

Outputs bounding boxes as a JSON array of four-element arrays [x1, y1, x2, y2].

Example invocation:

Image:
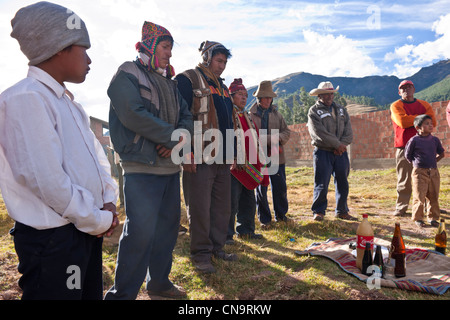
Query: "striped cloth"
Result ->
[[295, 237, 450, 295]]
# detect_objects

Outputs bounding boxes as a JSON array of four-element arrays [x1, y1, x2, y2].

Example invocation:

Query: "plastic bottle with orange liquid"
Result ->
[[356, 214, 374, 270]]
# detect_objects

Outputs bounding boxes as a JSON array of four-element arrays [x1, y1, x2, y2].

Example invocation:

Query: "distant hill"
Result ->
[[246, 59, 450, 108], [415, 76, 450, 102]]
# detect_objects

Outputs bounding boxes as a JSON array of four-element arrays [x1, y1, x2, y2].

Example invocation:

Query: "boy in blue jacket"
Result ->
[[405, 114, 444, 228]]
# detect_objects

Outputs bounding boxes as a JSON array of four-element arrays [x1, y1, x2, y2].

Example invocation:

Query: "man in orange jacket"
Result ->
[[390, 80, 436, 217]]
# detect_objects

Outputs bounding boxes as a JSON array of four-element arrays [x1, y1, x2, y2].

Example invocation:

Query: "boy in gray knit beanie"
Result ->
[[11, 1, 91, 66], [1, 1, 120, 300]]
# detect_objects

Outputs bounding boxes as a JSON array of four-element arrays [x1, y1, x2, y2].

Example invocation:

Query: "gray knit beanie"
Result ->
[[11, 1, 91, 66]]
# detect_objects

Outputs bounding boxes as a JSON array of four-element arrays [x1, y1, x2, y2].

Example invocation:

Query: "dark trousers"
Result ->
[[256, 164, 288, 224], [12, 222, 103, 300], [105, 173, 180, 300], [311, 148, 350, 215], [228, 175, 257, 238], [183, 164, 231, 263]]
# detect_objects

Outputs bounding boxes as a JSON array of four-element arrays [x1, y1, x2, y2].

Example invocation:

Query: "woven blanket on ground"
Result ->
[[295, 237, 450, 295]]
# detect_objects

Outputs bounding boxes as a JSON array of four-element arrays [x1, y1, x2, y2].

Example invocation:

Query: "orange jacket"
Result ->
[[390, 99, 436, 148]]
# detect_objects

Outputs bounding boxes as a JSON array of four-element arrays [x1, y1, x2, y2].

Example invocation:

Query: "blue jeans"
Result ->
[[312, 148, 350, 216], [256, 164, 288, 224], [228, 175, 257, 238], [104, 173, 180, 300]]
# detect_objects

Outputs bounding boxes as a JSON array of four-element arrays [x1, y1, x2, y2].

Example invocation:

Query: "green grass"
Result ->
[[1, 166, 450, 300]]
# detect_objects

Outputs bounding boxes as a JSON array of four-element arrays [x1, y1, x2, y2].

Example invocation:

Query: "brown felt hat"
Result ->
[[253, 80, 277, 98]]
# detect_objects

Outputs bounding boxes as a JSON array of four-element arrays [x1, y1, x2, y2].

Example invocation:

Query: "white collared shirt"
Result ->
[[0, 67, 118, 235]]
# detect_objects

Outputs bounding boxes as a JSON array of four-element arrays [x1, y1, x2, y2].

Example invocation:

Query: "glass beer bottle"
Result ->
[[361, 242, 373, 276], [373, 245, 384, 278], [435, 219, 447, 255], [390, 222, 406, 278]]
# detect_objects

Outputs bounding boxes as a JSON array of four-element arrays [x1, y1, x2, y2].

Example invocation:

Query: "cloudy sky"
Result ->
[[1, 0, 450, 121]]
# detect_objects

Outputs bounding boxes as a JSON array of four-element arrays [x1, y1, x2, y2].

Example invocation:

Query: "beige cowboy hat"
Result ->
[[309, 81, 340, 96], [253, 80, 277, 98]]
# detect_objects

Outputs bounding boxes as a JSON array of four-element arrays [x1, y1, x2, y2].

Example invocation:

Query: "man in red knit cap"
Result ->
[[390, 80, 436, 217]]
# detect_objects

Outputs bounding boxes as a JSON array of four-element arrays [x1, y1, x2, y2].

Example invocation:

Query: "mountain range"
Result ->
[[245, 59, 450, 108]]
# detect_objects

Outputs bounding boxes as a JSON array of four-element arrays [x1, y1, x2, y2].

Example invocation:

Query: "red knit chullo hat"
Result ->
[[229, 78, 247, 94]]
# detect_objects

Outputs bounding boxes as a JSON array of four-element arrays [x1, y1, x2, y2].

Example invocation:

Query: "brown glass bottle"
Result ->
[[435, 219, 447, 255], [373, 245, 384, 278], [390, 222, 406, 278], [361, 242, 373, 276]]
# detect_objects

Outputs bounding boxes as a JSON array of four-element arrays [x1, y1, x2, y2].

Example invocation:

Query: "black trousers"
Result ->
[[11, 222, 103, 300]]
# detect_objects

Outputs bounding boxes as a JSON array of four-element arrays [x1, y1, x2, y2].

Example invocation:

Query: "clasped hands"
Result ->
[[97, 202, 119, 238], [156, 132, 187, 158], [334, 144, 347, 156]]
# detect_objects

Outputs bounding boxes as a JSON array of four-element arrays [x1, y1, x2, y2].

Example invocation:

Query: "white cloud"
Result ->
[[384, 44, 416, 63], [300, 30, 381, 77], [227, 29, 381, 88], [383, 13, 450, 78], [1, 0, 449, 119]]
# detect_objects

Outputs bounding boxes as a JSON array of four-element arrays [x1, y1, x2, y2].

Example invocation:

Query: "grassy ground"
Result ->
[[1, 166, 449, 301]]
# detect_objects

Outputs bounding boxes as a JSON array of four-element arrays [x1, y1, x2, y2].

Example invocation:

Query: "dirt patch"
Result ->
[[346, 288, 395, 300], [0, 253, 21, 300]]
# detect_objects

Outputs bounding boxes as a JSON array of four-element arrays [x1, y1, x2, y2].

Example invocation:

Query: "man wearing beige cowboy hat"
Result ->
[[250, 80, 291, 228], [307, 81, 355, 221]]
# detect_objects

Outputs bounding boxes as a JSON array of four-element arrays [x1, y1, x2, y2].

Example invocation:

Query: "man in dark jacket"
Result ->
[[105, 22, 193, 300], [175, 41, 236, 274]]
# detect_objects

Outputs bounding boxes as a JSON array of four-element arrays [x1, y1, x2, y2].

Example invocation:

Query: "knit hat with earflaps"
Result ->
[[135, 21, 175, 77], [199, 40, 228, 67], [11, 1, 91, 66], [137, 21, 172, 55]]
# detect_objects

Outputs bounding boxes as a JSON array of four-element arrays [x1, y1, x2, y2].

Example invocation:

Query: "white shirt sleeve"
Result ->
[[1, 88, 113, 235]]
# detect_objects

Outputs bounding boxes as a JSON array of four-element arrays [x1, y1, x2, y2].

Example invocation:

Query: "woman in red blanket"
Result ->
[[227, 78, 269, 243]]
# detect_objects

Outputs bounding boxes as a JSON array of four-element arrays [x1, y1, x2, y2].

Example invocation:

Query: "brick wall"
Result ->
[[284, 100, 450, 169], [89, 116, 111, 147]]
